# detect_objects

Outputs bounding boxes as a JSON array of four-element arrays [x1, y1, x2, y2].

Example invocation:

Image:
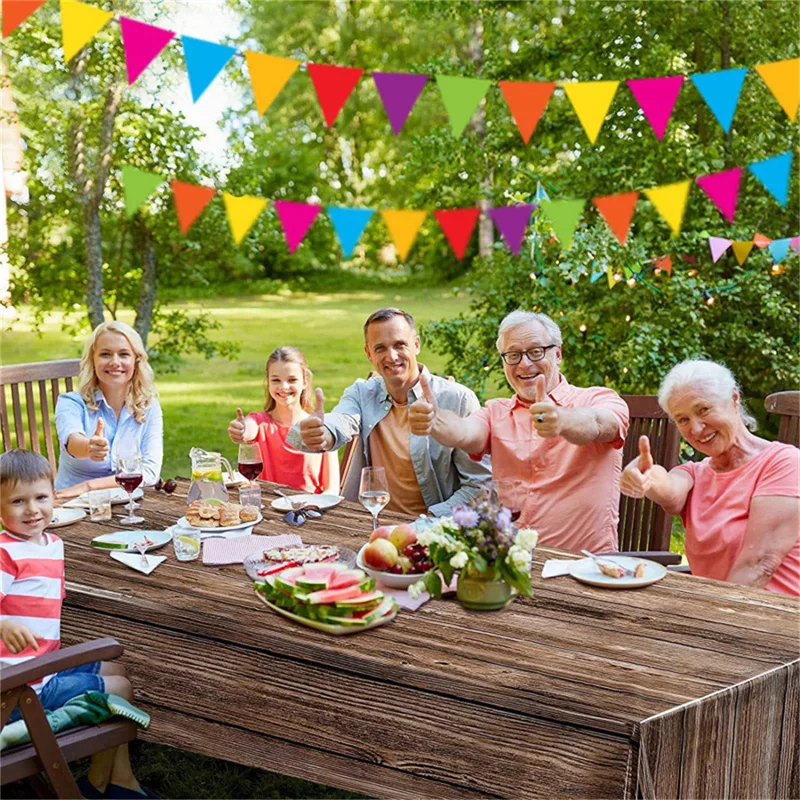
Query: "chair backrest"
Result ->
[[765, 391, 800, 448], [0, 359, 80, 473], [618, 395, 682, 552]]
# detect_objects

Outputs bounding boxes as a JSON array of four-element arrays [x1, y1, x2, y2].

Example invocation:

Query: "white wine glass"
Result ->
[[359, 466, 390, 531]]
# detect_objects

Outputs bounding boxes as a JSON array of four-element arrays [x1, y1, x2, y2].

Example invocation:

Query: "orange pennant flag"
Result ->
[[731, 240, 754, 265], [755, 58, 799, 121], [498, 81, 555, 145], [592, 191, 639, 247], [172, 181, 216, 234], [381, 210, 426, 261], [654, 255, 672, 276], [244, 51, 300, 117], [753, 232, 773, 249], [3, 0, 47, 37]]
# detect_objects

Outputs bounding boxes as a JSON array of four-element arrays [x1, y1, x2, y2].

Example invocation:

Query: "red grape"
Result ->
[[388, 564, 404, 575]]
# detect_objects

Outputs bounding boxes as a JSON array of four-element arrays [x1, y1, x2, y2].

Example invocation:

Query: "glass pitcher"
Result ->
[[187, 447, 233, 504]]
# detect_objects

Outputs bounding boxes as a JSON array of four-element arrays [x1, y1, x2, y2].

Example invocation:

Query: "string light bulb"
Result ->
[[613, 273, 622, 283], [622, 367, 629, 374], [687, 269, 698, 277], [529, 272, 537, 281], [704, 290, 715, 306], [626, 277, 636, 287], [579, 324, 587, 333], [625, 315, 631, 322], [771, 263, 784, 275]]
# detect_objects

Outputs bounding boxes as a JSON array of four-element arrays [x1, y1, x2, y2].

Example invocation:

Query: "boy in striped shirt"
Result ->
[[1, 450, 151, 799]]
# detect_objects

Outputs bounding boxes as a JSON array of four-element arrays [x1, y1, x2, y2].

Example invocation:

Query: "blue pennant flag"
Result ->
[[327, 207, 375, 257], [748, 151, 792, 207], [768, 238, 791, 263], [182, 36, 238, 102], [690, 68, 748, 133], [534, 183, 550, 203]]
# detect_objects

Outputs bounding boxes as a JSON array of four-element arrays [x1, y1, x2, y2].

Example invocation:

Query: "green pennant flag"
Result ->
[[122, 166, 166, 218], [435, 75, 492, 137], [540, 199, 585, 248]]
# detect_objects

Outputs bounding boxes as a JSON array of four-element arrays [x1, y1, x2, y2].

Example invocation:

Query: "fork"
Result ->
[[580, 550, 636, 577]]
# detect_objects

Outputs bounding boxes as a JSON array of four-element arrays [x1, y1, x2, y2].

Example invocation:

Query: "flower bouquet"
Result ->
[[409, 493, 538, 609]]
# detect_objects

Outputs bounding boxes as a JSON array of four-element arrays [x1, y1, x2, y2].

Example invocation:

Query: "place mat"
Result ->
[[202, 533, 302, 566]]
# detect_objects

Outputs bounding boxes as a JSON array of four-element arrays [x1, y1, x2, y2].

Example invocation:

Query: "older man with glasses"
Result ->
[[409, 310, 630, 553]]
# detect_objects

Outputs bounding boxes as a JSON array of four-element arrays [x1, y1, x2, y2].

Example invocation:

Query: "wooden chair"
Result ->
[[1, 359, 80, 473], [1, 638, 138, 799], [765, 391, 800, 448]]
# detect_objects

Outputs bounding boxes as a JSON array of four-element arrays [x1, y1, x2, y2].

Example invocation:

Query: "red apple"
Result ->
[[369, 525, 394, 543], [389, 523, 416, 553], [363, 539, 398, 571]]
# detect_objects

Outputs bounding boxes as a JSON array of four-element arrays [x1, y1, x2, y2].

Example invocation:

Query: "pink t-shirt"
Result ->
[[470, 376, 630, 553], [248, 411, 338, 494], [675, 442, 800, 596]]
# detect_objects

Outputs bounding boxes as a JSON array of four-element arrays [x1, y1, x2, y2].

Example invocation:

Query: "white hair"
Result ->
[[658, 359, 757, 431], [496, 310, 563, 352]]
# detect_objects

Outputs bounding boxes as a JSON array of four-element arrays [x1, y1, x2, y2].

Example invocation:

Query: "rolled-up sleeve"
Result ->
[[140, 400, 163, 486], [287, 383, 363, 453], [54, 394, 88, 452]]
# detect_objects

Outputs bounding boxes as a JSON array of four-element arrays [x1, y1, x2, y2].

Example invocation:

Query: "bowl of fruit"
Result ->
[[356, 523, 435, 589]]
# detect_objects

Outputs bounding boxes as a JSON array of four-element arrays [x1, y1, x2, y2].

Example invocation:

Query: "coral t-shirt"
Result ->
[[674, 442, 800, 596], [248, 411, 338, 494]]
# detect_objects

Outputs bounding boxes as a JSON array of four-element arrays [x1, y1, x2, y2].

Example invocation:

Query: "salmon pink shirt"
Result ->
[[675, 442, 800, 596], [248, 411, 338, 494], [470, 376, 629, 553]]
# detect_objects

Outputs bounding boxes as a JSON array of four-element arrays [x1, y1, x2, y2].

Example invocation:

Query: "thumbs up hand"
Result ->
[[300, 388, 331, 451], [530, 375, 560, 438], [409, 373, 438, 436], [620, 436, 664, 499], [88, 418, 109, 462], [227, 408, 247, 444]]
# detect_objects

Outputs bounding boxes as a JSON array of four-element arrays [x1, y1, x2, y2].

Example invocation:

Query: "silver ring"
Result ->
[[537, 414, 545, 423]]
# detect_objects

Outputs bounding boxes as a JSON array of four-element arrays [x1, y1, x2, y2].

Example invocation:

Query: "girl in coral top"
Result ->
[[227, 347, 339, 494]]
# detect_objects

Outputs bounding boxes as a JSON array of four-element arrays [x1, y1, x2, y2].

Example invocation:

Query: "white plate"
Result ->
[[175, 511, 263, 533], [569, 556, 667, 589], [270, 493, 343, 511], [48, 508, 87, 528], [90, 530, 172, 553], [65, 487, 144, 508], [356, 543, 434, 589], [223, 471, 248, 487]]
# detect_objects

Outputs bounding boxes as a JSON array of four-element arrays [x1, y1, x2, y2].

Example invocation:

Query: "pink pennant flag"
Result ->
[[709, 236, 732, 262], [274, 200, 321, 253], [696, 167, 743, 223], [120, 17, 175, 85], [791, 236, 800, 255], [626, 76, 684, 140]]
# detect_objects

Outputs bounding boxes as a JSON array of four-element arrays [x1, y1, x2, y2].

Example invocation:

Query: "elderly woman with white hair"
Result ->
[[621, 359, 799, 596]]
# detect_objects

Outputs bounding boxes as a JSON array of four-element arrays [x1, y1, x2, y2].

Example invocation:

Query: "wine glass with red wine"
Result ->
[[237, 442, 263, 485], [116, 451, 144, 525], [492, 479, 525, 522]]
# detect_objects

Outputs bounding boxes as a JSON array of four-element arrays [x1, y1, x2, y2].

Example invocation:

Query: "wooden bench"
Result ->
[[765, 390, 800, 448]]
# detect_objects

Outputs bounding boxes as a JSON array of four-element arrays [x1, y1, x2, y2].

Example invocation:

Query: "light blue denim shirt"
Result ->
[[54, 391, 163, 490], [287, 365, 491, 516]]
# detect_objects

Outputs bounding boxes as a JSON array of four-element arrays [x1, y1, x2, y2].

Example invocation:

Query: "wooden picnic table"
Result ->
[[58, 479, 799, 799]]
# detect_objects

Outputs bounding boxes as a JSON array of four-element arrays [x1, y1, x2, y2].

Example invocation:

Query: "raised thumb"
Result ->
[[236, 408, 245, 423], [314, 388, 325, 418], [639, 435, 653, 471], [93, 418, 105, 438], [420, 372, 435, 405], [534, 375, 546, 403]]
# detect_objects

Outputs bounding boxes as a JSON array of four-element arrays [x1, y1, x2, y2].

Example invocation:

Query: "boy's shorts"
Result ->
[[9, 661, 104, 722]]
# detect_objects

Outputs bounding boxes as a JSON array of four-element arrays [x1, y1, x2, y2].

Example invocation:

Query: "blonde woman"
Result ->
[[54, 321, 163, 499]]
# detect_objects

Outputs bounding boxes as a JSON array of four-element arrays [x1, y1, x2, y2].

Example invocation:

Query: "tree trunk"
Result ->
[[133, 217, 157, 346], [719, 1, 733, 154], [82, 204, 105, 328], [693, 32, 707, 144]]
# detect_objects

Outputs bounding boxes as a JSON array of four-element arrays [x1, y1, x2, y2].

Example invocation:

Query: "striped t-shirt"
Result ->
[[0, 531, 65, 691]]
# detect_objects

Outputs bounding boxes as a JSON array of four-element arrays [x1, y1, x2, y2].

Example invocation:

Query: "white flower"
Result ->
[[408, 580, 424, 600], [508, 544, 532, 569], [449, 552, 469, 569], [515, 528, 539, 551]]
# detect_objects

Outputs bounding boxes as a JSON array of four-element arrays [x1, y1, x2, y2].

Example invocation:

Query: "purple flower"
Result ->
[[496, 507, 512, 531], [453, 506, 480, 529]]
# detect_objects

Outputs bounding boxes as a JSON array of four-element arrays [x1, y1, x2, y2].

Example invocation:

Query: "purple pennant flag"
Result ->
[[709, 236, 732, 263], [489, 204, 535, 255], [372, 72, 429, 135], [274, 201, 321, 253]]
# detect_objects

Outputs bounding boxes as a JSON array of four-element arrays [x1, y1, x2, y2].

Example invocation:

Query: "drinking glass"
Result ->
[[116, 451, 144, 525], [491, 479, 525, 522], [239, 483, 262, 509], [172, 526, 201, 561], [359, 466, 390, 531], [87, 489, 112, 522], [237, 442, 263, 485]]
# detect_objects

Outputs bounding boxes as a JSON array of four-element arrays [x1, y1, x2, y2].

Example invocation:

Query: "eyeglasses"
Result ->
[[500, 345, 558, 365]]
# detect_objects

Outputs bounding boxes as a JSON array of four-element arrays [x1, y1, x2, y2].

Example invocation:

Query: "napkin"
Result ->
[[110, 551, 166, 575], [202, 533, 302, 566], [380, 575, 458, 611], [542, 558, 586, 578]]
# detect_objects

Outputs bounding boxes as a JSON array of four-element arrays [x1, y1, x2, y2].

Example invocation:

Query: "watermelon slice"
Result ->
[[305, 584, 365, 605], [334, 591, 384, 610], [327, 569, 366, 589]]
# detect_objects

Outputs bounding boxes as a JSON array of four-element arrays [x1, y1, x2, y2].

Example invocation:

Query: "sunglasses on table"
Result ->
[[283, 505, 323, 526]]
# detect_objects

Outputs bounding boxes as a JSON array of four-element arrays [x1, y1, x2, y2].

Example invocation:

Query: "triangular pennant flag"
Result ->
[[181, 36, 237, 103], [539, 200, 584, 249], [689, 68, 748, 133], [709, 236, 732, 262], [592, 191, 639, 246], [606, 266, 616, 289], [654, 255, 672, 276], [644, 181, 691, 235], [171, 181, 216, 234], [790, 236, 800, 255], [307, 64, 364, 127], [534, 183, 550, 203], [372, 72, 428, 136], [497, 81, 556, 145], [435, 75, 493, 137], [753, 233, 773, 248], [589, 263, 605, 283], [244, 52, 299, 117], [755, 59, 799, 121], [381, 210, 426, 261], [490, 204, 535, 254], [222, 193, 267, 245], [768, 238, 790, 263], [120, 17, 176, 85], [274, 201, 321, 253], [327, 207, 374, 258], [626, 76, 684, 140], [433, 208, 480, 260], [121, 166, 165, 219], [748, 151, 792, 207], [695, 167, 743, 223], [3, 0, 47, 38], [562, 81, 619, 144], [731, 240, 753, 266], [60, 0, 113, 61]]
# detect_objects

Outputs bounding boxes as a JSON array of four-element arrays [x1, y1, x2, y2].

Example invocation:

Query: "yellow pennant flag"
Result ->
[[381, 210, 427, 261], [606, 266, 616, 290], [222, 193, 268, 245], [731, 240, 754, 265], [244, 51, 300, 117], [60, 0, 113, 61], [563, 80, 619, 144], [644, 180, 691, 235], [755, 58, 799, 121]]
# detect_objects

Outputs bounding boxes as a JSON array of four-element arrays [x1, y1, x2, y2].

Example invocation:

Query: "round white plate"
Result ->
[[48, 507, 87, 528], [175, 511, 263, 532], [356, 543, 433, 589], [66, 487, 144, 508], [90, 530, 171, 552], [270, 494, 343, 512], [569, 556, 667, 589]]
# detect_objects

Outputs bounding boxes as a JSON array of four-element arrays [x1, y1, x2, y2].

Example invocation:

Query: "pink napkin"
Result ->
[[202, 534, 302, 566], [380, 575, 457, 611]]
